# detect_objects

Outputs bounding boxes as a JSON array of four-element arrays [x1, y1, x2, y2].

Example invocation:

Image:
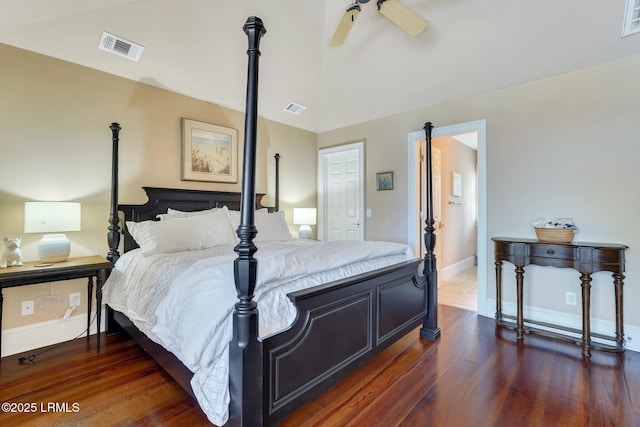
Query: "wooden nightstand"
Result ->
[[0, 255, 113, 357]]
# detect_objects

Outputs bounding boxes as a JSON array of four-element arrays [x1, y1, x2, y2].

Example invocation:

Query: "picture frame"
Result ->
[[452, 172, 462, 197], [181, 118, 238, 183], [376, 171, 394, 191]]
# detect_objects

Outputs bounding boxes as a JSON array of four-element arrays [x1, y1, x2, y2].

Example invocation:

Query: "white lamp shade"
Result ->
[[261, 194, 275, 208], [293, 208, 317, 226], [25, 202, 81, 233], [25, 201, 81, 263]]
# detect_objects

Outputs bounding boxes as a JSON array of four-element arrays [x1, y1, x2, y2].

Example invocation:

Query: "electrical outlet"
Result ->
[[21, 300, 34, 316], [565, 291, 577, 306], [70, 292, 81, 308]]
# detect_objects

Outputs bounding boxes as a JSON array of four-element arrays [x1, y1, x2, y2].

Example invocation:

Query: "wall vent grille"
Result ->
[[622, 0, 640, 37], [99, 32, 144, 61], [283, 102, 307, 115]]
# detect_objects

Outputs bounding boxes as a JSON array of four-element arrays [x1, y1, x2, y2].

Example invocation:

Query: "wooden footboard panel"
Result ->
[[263, 258, 426, 424]]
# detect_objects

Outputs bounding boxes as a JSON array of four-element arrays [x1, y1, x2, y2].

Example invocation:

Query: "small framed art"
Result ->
[[452, 172, 462, 197], [181, 118, 238, 183], [376, 171, 394, 191]]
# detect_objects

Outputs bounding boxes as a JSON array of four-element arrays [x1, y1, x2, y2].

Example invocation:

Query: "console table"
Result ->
[[492, 237, 627, 357], [0, 255, 112, 358]]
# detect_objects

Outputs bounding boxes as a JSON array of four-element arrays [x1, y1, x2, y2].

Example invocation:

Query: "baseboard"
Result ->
[[487, 299, 639, 353], [1, 308, 106, 358], [440, 256, 475, 280]]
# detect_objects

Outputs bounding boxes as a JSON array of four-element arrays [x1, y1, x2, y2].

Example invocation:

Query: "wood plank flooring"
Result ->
[[2, 305, 639, 426]]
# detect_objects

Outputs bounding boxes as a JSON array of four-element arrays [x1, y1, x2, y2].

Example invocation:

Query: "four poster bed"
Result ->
[[102, 16, 440, 427]]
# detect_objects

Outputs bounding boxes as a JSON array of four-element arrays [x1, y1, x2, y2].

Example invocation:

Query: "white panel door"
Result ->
[[321, 146, 363, 241]]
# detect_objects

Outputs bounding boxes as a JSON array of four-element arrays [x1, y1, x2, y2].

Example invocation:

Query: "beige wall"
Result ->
[[319, 53, 640, 333], [0, 43, 317, 330]]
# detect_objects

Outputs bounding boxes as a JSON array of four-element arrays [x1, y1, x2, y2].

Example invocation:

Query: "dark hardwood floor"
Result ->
[[2, 305, 639, 426]]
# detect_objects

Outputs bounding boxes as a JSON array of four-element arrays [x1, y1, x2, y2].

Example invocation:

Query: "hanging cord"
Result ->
[[34, 283, 68, 319], [17, 311, 97, 364]]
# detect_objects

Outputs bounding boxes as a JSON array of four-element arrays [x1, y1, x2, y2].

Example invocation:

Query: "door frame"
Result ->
[[318, 141, 365, 241], [407, 120, 488, 317]]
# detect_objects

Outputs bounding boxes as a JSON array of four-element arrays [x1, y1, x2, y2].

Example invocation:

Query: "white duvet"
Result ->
[[103, 239, 414, 425]]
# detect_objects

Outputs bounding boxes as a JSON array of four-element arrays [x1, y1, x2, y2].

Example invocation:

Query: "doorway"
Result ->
[[407, 120, 488, 317]]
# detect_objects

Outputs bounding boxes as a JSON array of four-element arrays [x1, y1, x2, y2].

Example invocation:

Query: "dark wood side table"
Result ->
[[0, 255, 112, 357], [492, 237, 627, 357]]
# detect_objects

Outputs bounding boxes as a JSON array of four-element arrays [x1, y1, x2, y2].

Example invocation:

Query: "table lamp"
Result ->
[[24, 201, 81, 263], [293, 208, 316, 239], [260, 194, 275, 211]]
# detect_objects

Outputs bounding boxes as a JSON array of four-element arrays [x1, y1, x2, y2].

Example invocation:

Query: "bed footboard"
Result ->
[[263, 258, 427, 424]]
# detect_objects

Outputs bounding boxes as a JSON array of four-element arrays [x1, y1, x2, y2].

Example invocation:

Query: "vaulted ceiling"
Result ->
[[1, 0, 638, 133]]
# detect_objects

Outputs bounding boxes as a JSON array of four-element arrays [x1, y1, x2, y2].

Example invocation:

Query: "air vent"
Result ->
[[99, 32, 144, 62], [283, 102, 307, 115], [622, 0, 640, 37]]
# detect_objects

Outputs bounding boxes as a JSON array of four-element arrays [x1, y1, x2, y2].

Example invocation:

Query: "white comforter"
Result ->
[[103, 239, 414, 425]]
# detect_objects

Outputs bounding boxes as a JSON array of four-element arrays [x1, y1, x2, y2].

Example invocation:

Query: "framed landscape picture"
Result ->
[[376, 171, 394, 191], [181, 118, 238, 183]]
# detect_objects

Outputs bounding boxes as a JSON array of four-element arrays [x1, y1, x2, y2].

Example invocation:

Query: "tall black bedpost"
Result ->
[[274, 153, 280, 212], [107, 122, 121, 264], [229, 16, 266, 427], [420, 121, 441, 341]]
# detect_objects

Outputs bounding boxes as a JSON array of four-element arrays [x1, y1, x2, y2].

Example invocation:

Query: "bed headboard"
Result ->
[[117, 186, 266, 253]]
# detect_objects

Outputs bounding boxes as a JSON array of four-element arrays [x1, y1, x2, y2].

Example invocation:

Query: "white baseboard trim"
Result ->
[[6, 304, 637, 356], [1, 308, 106, 358], [487, 299, 639, 353], [441, 256, 475, 280]]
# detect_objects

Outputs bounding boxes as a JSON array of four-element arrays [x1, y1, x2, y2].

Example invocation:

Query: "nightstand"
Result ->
[[0, 255, 113, 357]]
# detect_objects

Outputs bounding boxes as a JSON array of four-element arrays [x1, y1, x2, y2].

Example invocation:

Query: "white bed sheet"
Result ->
[[103, 239, 415, 425]]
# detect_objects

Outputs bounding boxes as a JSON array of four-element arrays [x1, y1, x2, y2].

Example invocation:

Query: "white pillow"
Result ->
[[157, 206, 222, 221], [255, 210, 292, 242], [226, 208, 268, 231], [127, 209, 236, 255], [226, 209, 240, 230], [226, 209, 291, 242]]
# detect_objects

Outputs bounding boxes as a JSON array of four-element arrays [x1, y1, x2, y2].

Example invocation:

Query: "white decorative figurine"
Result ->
[[1, 236, 24, 268]]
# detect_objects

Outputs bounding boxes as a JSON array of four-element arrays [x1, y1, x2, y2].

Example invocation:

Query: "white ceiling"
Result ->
[[1, 0, 639, 133]]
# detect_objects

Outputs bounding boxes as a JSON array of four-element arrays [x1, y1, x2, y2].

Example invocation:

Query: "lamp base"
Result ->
[[298, 225, 312, 239], [38, 234, 71, 263]]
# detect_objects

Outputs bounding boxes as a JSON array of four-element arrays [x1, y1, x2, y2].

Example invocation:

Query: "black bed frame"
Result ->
[[105, 16, 440, 427]]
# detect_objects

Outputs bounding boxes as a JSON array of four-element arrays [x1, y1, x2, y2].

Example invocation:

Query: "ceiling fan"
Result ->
[[329, 0, 428, 47]]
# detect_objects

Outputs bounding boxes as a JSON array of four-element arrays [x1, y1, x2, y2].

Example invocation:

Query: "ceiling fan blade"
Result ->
[[377, 0, 428, 36], [329, 5, 361, 46]]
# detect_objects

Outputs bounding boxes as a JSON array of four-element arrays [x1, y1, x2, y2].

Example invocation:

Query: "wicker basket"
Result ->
[[534, 227, 576, 243]]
